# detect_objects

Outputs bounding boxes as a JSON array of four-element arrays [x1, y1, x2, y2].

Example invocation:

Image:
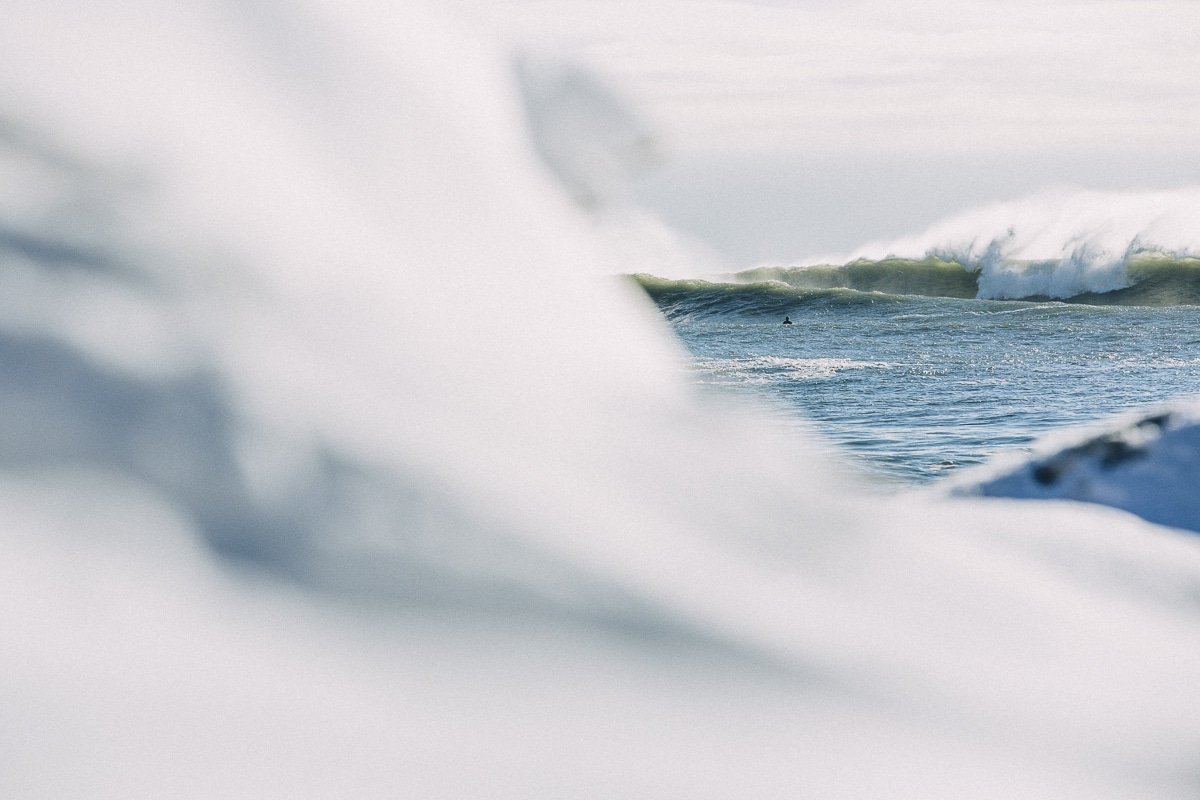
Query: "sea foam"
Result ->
[[852, 186, 1200, 300]]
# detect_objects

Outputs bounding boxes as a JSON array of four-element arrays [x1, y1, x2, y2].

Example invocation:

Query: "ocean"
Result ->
[[637, 259, 1200, 484]]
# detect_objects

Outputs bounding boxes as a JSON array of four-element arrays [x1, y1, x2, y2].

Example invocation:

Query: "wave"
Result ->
[[718, 251, 1200, 307], [654, 187, 1200, 307], [632, 273, 909, 319], [800, 186, 1200, 304], [735, 257, 980, 300], [638, 212, 1200, 312]]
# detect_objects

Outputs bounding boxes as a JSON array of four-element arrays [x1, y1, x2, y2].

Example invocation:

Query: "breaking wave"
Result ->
[[717, 251, 1200, 307], [677, 188, 1200, 306], [633, 273, 908, 319]]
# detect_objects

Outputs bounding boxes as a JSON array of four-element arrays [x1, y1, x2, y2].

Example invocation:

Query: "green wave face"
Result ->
[[737, 257, 980, 299], [629, 273, 906, 320], [1104, 253, 1200, 306], [632, 253, 1200, 316]]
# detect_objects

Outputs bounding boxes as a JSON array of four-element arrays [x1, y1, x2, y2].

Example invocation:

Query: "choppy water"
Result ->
[[641, 277, 1200, 484]]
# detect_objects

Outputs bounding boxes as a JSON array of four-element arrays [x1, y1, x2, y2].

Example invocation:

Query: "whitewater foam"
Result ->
[[691, 355, 889, 383], [851, 186, 1200, 300]]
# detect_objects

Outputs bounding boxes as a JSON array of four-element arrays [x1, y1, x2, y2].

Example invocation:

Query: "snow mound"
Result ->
[[954, 402, 1200, 533]]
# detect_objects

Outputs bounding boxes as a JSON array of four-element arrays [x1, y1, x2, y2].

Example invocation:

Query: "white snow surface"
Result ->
[[954, 403, 1200, 535], [1, 2, 1200, 798]]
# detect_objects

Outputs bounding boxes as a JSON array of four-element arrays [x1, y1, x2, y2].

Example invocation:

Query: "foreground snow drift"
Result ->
[[1, 2, 1199, 797], [954, 402, 1200, 534]]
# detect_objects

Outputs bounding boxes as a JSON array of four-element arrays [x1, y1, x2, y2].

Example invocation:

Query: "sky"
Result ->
[[473, 0, 1200, 266]]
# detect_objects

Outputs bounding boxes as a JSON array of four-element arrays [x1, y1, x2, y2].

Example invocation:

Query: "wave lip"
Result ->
[[737, 257, 979, 299], [631, 273, 908, 320], [739, 260, 974, 299]]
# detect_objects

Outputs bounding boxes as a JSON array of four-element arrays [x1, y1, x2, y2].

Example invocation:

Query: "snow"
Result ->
[[0, 1, 1199, 797]]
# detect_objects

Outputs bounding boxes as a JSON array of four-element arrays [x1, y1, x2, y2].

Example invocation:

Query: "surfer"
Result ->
[[782, 316, 793, 325]]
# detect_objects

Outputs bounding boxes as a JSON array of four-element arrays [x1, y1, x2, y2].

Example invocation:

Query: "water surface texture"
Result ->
[[642, 277, 1200, 483]]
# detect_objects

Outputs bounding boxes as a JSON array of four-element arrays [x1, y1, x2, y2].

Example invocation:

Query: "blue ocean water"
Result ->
[[640, 277, 1200, 485]]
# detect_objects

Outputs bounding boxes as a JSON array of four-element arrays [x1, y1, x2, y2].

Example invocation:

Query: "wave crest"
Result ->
[[636, 251, 1200, 315], [838, 186, 1200, 303]]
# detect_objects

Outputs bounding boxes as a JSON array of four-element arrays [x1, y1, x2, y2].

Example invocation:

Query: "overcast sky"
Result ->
[[475, 0, 1200, 265]]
